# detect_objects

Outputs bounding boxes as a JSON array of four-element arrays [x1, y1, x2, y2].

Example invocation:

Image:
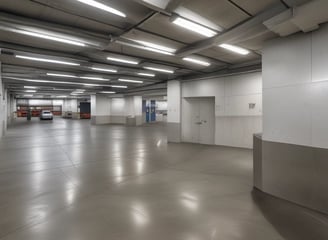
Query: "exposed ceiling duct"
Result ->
[[264, 0, 328, 36], [0, 12, 110, 50]]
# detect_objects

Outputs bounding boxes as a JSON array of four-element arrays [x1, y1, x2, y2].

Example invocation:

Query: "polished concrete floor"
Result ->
[[0, 118, 327, 240]]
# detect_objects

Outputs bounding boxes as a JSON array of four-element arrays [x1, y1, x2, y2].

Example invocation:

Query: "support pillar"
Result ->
[[90, 95, 110, 125], [167, 80, 181, 142]]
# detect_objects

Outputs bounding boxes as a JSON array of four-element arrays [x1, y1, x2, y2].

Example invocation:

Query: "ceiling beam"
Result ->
[[165, 0, 188, 11], [175, 3, 287, 57]]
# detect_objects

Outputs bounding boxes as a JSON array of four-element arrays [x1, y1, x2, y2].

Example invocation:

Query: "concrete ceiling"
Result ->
[[0, 0, 319, 97]]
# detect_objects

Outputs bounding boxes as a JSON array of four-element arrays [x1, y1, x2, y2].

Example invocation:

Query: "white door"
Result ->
[[183, 97, 215, 145], [198, 98, 215, 144]]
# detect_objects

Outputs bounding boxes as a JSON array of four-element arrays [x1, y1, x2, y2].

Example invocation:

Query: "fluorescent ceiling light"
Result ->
[[100, 91, 116, 94], [91, 67, 117, 73], [5, 77, 113, 88], [56, 95, 68, 98], [141, 46, 174, 55], [23, 94, 33, 97], [118, 78, 143, 83], [137, 73, 155, 77], [172, 16, 217, 37], [47, 73, 77, 78], [25, 90, 36, 93], [24, 86, 37, 89], [16, 29, 85, 47], [219, 44, 250, 55], [80, 76, 109, 81], [183, 57, 211, 66], [143, 66, 174, 74], [123, 39, 176, 55], [16, 55, 80, 66], [83, 83, 100, 86], [133, 40, 176, 54], [107, 57, 139, 65], [76, 0, 126, 17], [48, 73, 109, 81], [110, 85, 128, 88]]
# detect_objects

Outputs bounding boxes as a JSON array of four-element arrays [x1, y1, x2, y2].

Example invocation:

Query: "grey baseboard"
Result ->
[[254, 135, 328, 214], [167, 122, 181, 143]]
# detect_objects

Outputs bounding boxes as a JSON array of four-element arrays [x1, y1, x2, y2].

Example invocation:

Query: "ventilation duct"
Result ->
[[264, 0, 328, 36]]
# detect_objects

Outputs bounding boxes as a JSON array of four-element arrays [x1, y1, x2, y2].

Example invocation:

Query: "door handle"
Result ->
[[195, 122, 202, 125]]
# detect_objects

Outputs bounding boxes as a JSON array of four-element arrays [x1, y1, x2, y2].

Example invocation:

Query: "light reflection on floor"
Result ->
[[0, 118, 327, 240]]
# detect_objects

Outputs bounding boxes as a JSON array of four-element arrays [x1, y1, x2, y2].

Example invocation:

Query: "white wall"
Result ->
[[110, 98, 125, 116], [125, 96, 142, 117], [181, 72, 262, 148], [263, 23, 328, 148], [62, 99, 77, 112], [167, 80, 181, 123], [7, 93, 15, 124], [91, 95, 110, 116], [0, 61, 7, 138]]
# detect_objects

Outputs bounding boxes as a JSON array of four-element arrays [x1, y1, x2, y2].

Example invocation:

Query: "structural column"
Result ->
[[167, 80, 181, 142], [255, 24, 328, 214], [62, 99, 79, 119], [125, 96, 143, 126], [90, 94, 110, 125], [0, 61, 8, 138]]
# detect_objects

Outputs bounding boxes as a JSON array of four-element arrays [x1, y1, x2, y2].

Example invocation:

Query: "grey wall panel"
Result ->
[[263, 85, 312, 146], [254, 136, 328, 214], [168, 122, 181, 143], [312, 24, 328, 82], [110, 116, 126, 124], [253, 135, 262, 189], [263, 22, 328, 149], [91, 116, 110, 125], [135, 115, 143, 126], [263, 33, 311, 89]]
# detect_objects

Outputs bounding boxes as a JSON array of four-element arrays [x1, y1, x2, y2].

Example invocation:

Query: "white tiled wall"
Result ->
[[110, 98, 125, 116], [167, 81, 181, 123], [63, 99, 77, 112], [0, 61, 7, 138], [181, 72, 263, 148], [263, 23, 328, 148]]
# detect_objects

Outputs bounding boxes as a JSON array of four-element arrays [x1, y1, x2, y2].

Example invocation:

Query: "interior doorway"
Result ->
[[182, 97, 215, 145]]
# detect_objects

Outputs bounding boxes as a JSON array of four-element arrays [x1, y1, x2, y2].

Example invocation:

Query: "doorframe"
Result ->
[[181, 96, 216, 145]]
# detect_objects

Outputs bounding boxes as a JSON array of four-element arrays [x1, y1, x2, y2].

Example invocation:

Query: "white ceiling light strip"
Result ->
[[5, 77, 111, 87], [219, 44, 250, 55], [172, 16, 217, 37], [16, 55, 80, 66], [118, 78, 143, 83], [183, 57, 211, 66], [15, 29, 86, 47], [141, 46, 175, 56], [100, 91, 116, 94], [133, 40, 176, 53], [91, 67, 117, 73], [47, 73, 110, 81], [120, 39, 176, 56], [24, 86, 37, 89], [80, 76, 109, 81], [47, 73, 77, 78], [76, 0, 126, 17], [143, 66, 174, 74], [137, 72, 155, 77], [107, 57, 139, 65], [110, 85, 128, 88]]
